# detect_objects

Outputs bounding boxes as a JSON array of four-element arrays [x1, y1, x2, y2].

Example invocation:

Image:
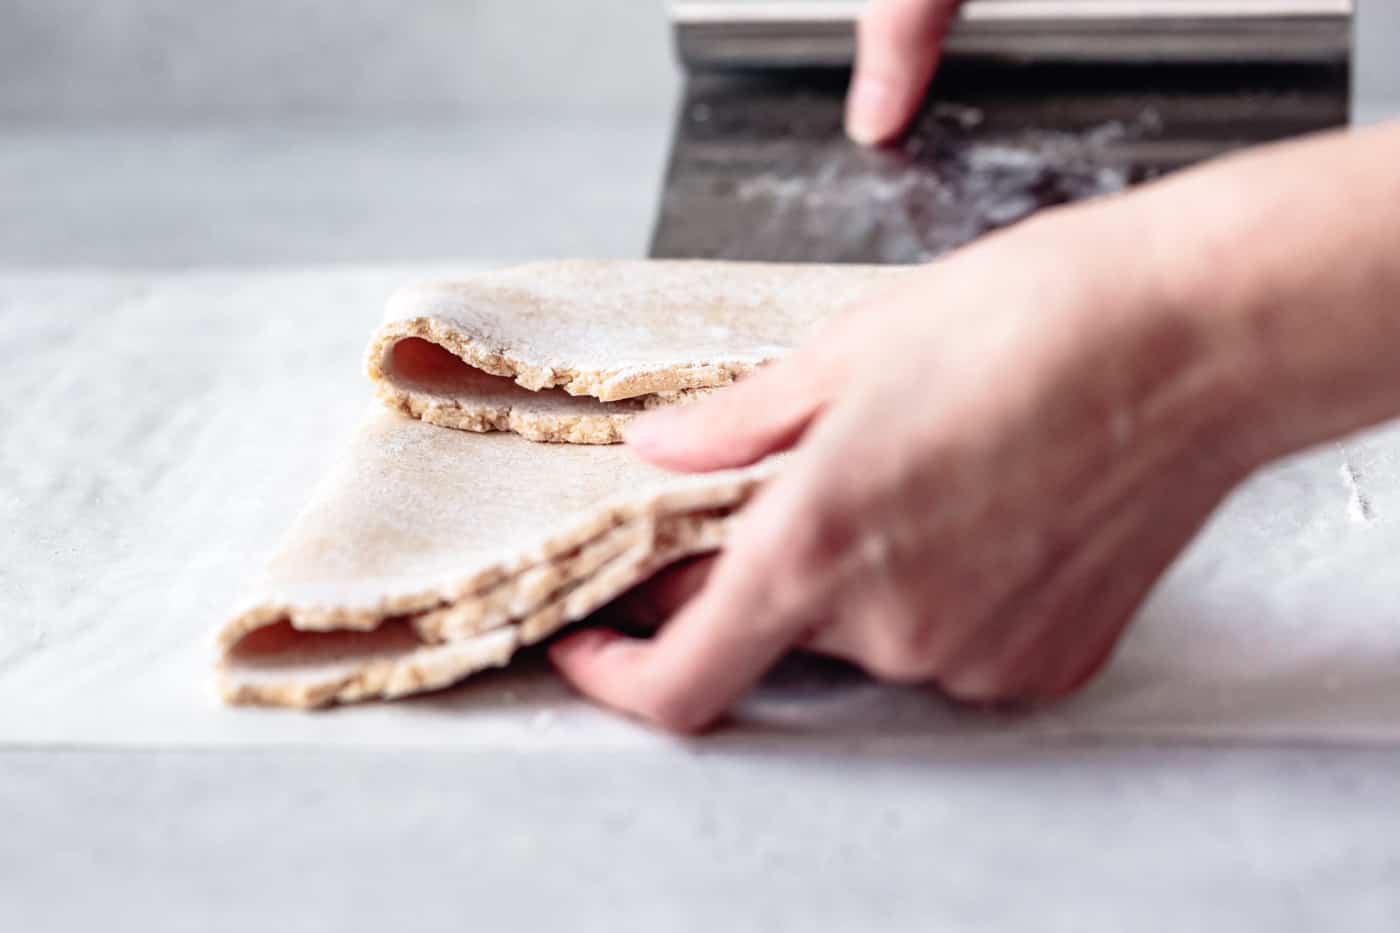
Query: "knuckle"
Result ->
[[748, 514, 855, 615], [859, 623, 942, 684], [863, 655, 937, 685], [786, 508, 858, 574]]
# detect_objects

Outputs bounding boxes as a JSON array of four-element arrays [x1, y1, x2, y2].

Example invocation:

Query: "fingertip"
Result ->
[[844, 75, 901, 146], [621, 408, 691, 464], [620, 408, 672, 450], [548, 627, 628, 672], [848, 0, 956, 145], [548, 629, 715, 734], [626, 399, 739, 471], [623, 401, 763, 473]]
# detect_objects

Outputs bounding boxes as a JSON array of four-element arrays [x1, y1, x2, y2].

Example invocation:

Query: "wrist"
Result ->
[[1024, 196, 1274, 485], [1131, 124, 1400, 470], [1117, 191, 1284, 478]]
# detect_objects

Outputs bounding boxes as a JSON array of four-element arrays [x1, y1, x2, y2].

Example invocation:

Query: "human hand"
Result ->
[[846, 0, 966, 145], [549, 204, 1259, 733]]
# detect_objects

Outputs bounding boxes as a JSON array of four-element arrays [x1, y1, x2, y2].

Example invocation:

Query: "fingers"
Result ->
[[549, 558, 810, 733], [1044, 619, 1121, 697], [557, 392, 875, 731], [624, 351, 836, 473], [549, 509, 817, 732], [601, 555, 715, 630], [801, 614, 938, 685], [625, 268, 914, 473], [846, 0, 962, 145], [803, 607, 1118, 704]]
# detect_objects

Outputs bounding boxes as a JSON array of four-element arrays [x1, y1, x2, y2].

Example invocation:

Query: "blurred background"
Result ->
[[1, 1, 1396, 269], [0, 1, 678, 265]]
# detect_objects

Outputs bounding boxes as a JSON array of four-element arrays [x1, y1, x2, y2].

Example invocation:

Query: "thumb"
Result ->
[[846, 0, 961, 145], [625, 346, 841, 472]]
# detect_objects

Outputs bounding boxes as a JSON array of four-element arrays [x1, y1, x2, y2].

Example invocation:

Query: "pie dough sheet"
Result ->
[[366, 259, 902, 443], [217, 406, 774, 707]]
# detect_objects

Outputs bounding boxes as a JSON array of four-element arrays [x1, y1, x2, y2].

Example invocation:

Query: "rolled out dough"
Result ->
[[217, 406, 774, 706], [218, 260, 898, 706]]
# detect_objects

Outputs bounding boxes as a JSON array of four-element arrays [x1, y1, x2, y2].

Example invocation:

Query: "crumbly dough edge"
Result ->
[[372, 380, 634, 445], [215, 467, 770, 650], [216, 520, 728, 709], [365, 315, 759, 405]]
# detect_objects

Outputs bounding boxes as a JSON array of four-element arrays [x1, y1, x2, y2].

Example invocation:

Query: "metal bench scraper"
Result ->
[[650, 0, 1353, 263]]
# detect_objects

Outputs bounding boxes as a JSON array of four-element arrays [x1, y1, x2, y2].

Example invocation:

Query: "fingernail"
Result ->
[[845, 75, 895, 145]]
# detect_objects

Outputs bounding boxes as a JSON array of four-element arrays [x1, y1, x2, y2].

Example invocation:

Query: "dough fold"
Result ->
[[218, 260, 898, 706], [366, 259, 899, 443], [217, 407, 774, 707]]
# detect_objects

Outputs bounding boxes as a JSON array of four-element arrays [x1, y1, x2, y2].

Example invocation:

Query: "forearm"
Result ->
[[1129, 120, 1400, 462]]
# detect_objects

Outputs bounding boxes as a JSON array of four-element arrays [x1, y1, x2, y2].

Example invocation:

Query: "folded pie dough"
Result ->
[[217, 407, 776, 706], [217, 260, 899, 707], [366, 259, 899, 443]]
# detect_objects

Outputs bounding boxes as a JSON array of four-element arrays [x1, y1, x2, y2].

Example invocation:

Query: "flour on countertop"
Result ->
[[732, 106, 1161, 263]]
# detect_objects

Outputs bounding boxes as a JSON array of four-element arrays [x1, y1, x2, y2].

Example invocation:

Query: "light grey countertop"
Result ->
[[0, 0, 680, 267], [3, 1, 1400, 929], [7, 743, 1400, 932], [0, 120, 671, 266]]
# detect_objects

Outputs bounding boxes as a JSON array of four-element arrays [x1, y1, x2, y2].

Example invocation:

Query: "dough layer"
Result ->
[[366, 259, 900, 443], [217, 260, 897, 705], [217, 407, 771, 707]]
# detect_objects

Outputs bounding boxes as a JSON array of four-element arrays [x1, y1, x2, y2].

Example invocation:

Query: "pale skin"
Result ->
[[550, 0, 1400, 732]]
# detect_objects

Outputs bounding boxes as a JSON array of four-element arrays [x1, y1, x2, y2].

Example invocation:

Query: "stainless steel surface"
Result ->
[[650, 63, 1348, 261], [673, 0, 1355, 66], [658, 0, 1351, 263]]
